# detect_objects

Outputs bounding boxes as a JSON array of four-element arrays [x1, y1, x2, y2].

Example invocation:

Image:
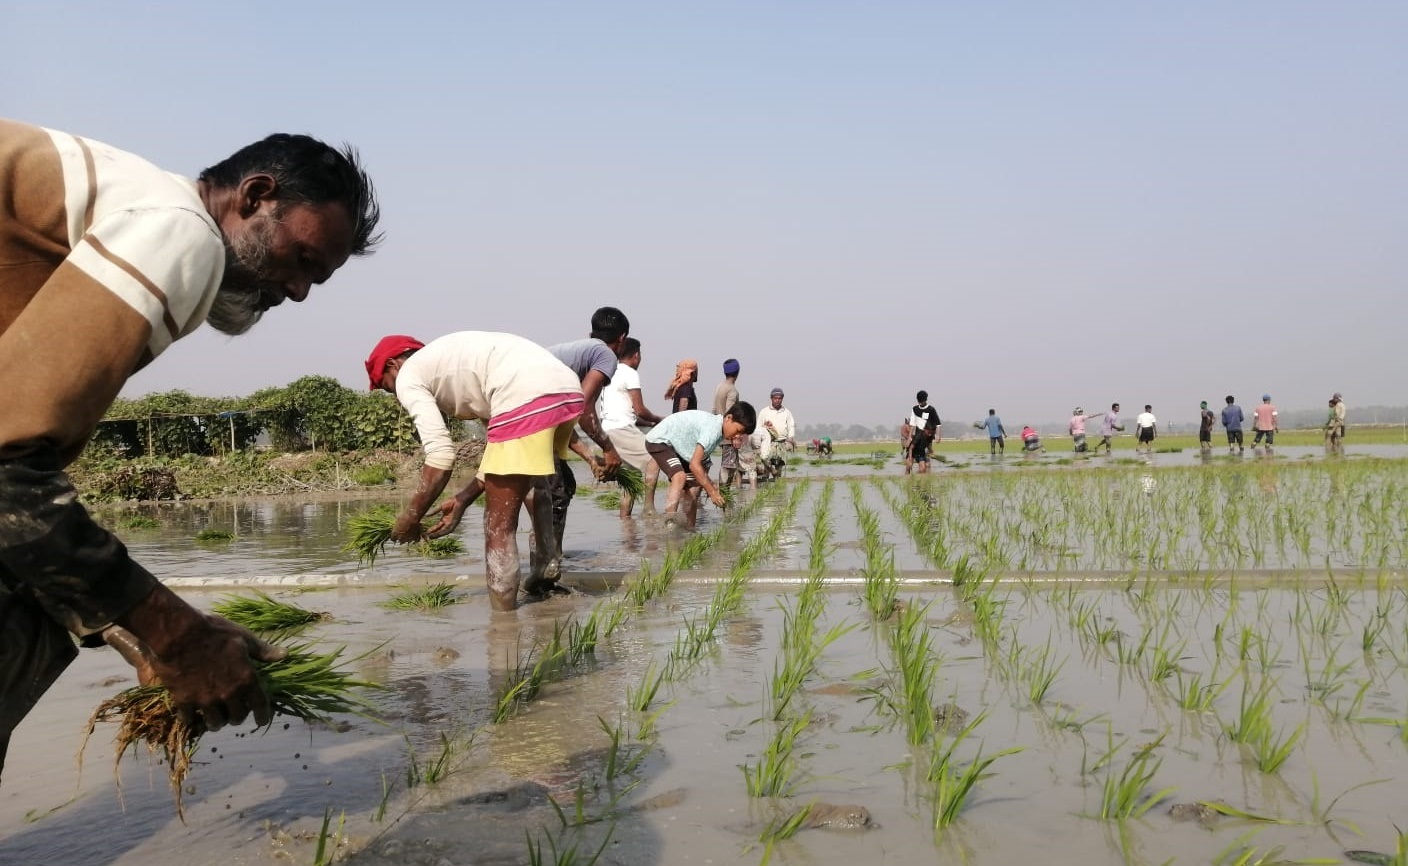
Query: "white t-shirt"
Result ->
[[1136, 411, 1157, 429], [598, 363, 641, 432]]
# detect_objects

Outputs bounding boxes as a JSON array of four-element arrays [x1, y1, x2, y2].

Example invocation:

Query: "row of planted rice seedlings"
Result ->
[[664, 481, 810, 680], [880, 460, 1407, 577], [849, 480, 900, 619]]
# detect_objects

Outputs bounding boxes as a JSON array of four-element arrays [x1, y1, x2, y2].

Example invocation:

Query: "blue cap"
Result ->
[[1262, 393, 1271, 401], [723, 358, 740, 375]]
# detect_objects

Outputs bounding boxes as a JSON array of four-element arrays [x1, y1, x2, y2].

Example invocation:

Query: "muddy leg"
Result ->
[[524, 477, 559, 593], [483, 474, 531, 611], [663, 471, 687, 522], [641, 462, 659, 514]]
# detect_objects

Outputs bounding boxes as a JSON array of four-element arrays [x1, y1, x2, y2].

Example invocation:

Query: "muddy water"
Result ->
[[4, 465, 1408, 865]]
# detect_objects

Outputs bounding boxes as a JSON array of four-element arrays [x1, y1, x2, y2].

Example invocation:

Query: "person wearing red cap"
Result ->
[[366, 331, 584, 610], [0, 120, 381, 780]]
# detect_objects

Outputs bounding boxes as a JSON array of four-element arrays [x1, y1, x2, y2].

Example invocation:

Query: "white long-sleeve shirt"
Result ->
[[757, 406, 795, 459], [394, 331, 582, 469]]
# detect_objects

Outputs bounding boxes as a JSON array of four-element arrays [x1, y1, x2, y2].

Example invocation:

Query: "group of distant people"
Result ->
[[906, 392, 1349, 462]]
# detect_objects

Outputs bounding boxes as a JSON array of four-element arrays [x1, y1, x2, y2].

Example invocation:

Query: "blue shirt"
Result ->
[[645, 409, 725, 460], [982, 415, 1004, 438], [1221, 404, 1244, 431]]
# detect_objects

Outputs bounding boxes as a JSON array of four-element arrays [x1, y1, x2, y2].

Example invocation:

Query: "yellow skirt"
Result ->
[[479, 422, 575, 477]]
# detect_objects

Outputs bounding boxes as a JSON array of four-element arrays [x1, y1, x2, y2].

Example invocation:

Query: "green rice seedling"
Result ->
[[626, 660, 665, 713], [564, 614, 600, 667], [928, 711, 1021, 828], [525, 825, 615, 866], [493, 642, 541, 724], [194, 527, 234, 542], [741, 711, 810, 798], [403, 731, 458, 787], [312, 807, 346, 866], [592, 489, 622, 510], [382, 582, 459, 611], [758, 801, 816, 866], [120, 514, 161, 530], [1252, 722, 1303, 774], [1095, 732, 1176, 820], [211, 590, 329, 636], [417, 536, 463, 558], [1023, 642, 1065, 704], [1172, 666, 1231, 713], [83, 642, 378, 817], [373, 772, 394, 823]]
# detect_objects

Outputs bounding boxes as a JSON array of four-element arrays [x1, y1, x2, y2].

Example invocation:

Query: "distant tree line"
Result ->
[[92, 375, 466, 458]]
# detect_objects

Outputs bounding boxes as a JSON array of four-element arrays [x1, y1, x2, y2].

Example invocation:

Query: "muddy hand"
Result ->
[[148, 614, 287, 731], [426, 497, 467, 539], [390, 512, 426, 544]]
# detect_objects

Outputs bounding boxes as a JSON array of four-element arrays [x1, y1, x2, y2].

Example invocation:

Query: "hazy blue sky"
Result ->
[[7, 2, 1404, 430]]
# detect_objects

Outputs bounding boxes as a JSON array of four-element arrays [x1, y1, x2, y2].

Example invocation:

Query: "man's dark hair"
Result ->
[[200, 134, 382, 255], [1112, 403, 1120, 410], [988, 409, 996, 415], [1226, 395, 1235, 404], [1145, 405, 1153, 411], [916, 390, 928, 403], [619, 337, 641, 359], [590, 306, 630, 343], [727, 400, 758, 434]]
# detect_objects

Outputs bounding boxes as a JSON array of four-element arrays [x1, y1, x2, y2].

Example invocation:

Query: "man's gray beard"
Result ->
[[206, 214, 281, 336], [206, 284, 265, 336]]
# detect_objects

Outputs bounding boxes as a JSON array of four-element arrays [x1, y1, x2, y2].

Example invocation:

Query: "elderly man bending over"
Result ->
[[366, 332, 584, 610], [0, 119, 380, 779]]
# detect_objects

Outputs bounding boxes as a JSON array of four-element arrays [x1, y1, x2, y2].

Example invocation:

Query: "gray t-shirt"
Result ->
[[712, 379, 738, 415], [547, 338, 618, 384]]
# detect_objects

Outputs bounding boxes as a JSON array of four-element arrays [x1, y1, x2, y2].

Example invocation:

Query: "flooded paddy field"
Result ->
[[4, 454, 1408, 866]]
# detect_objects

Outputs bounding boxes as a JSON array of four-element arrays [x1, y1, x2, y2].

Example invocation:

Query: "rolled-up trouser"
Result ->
[[0, 451, 159, 781], [548, 457, 577, 548]]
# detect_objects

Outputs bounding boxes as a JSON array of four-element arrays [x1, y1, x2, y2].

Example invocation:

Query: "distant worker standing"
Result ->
[[974, 409, 1007, 455], [905, 391, 942, 474], [1326, 392, 1346, 454], [757, 387, 797, 480], [1135, 405, 1158, 453], [1221, 395, 1245, 454], [664, 359, 699, 413], [713, 358, 742, 487], [1096, 403, 1123, 454], [1198, 401, 1216, 454], [1252, 394, 1278, 449], [1068, 407, 1104, 453]]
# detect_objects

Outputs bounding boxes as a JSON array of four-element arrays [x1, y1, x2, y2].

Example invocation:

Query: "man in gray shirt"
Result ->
[[713, 358, 741, 486]]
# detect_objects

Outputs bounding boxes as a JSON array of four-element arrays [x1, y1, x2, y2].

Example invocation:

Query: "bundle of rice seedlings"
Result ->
[[211, 591, 330, 637], [418, 536, 464, 558], [83, 642, 378, 817], [615, 465, 645, 498], [194, 528, 234, 543], [343, 506, 398, 566], [382, 582, 459, 610], [718, 484, 738, 510], [345, 507, 447, 565]]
